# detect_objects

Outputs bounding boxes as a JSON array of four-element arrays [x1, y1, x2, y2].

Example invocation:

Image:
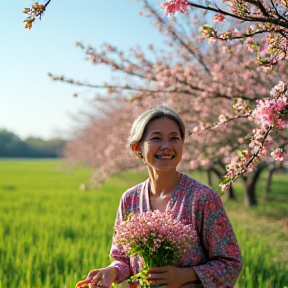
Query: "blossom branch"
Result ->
[[23, 0, 51, 29], [48, 71, 255, 102], [217, 29, 269, 41], [245, 0, 270, 17], [184, 1, 288, 28], [245, 125, 273, 167], [143, 0, 212, 76], [220, 125, 274, 190], [189, 114, 251, 136]]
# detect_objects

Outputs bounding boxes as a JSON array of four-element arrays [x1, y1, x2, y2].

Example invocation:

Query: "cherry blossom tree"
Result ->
[[63, 97, 143, 187], [162, 0, 288, 67], [54, 3, 287, 206], [24, 0, 288, 206], [159, 1, 288, 195], [24, 0, 288, 67]]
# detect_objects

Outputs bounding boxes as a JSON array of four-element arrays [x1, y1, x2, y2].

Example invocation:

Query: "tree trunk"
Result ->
[[207, 170, 212, 187], [243, 178, 258, 206], [242, 166, 265, 206], [225, 185, 236, 200], [209, 167, 236, 200], [265, 166, 276, 196]]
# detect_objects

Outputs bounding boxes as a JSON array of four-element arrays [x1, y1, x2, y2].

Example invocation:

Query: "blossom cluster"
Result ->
[[220, 149, 256, 190], [23, 1, 47, 29], [252, 81, 288, 130], [160, 0, 288, 67], [213, 14, 226, 23], [114, 209, 193, 268], [220, 81, 288, 190], [162, 0, 189, 16]]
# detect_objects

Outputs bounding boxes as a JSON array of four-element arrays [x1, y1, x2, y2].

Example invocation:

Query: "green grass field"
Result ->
[[0, 159, 287, 288]]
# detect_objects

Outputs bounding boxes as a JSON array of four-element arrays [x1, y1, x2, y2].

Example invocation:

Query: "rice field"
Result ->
[[0, 159, 287, 288]]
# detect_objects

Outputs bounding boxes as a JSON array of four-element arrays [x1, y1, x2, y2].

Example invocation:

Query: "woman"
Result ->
[[81, 106, 242, 288]]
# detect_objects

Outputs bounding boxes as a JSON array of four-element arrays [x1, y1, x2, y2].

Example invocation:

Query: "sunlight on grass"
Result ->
[[0, 159, 287, 288]]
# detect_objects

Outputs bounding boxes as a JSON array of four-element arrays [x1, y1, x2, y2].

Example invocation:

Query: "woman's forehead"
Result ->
[[145, 117, 181, 133]]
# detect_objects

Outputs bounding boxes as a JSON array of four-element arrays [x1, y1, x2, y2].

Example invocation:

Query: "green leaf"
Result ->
[[220, 175, 232, 185]]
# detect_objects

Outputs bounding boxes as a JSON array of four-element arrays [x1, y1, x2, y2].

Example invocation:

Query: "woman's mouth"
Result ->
[[155, 155, 175, 160]]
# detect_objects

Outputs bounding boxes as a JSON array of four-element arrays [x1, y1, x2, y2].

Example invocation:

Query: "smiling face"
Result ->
[[139, 117, 184, 173]]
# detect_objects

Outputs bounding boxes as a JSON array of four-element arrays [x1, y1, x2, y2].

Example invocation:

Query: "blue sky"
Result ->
[[0, 0, 165, 140]]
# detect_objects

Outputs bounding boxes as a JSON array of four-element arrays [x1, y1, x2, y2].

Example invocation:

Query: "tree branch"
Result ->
[[187, 1, 288, 28]]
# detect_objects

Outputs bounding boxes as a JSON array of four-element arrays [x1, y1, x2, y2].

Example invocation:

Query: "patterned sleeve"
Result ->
[[193, 190, 242, 288], [109, 196, 132, 284]]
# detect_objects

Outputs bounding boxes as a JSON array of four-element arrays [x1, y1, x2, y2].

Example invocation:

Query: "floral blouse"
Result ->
[[109, 173, 242, 287]]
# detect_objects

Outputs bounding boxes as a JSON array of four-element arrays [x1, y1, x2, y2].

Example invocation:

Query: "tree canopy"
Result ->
[[0, 129, 66, 158], [23, 0, 288, 205]]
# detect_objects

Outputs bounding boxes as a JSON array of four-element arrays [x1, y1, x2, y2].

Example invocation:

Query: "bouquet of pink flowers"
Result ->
[[114, 209, 194, 287]]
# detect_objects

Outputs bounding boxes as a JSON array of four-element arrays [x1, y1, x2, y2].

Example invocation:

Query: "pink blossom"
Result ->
[[162, 0, 189, 15], [213, 14, 226, 23], [218, 114, 227, 123], [230, 5, 237, 14], [114, 210, 194, 266], [252, 128, 265, 141], [251, 94, 288, 130], [233, 29, 242, 37], [191, 125, 206, 134], [270, 81, 287, 98], [245, 39, 257, 53], [271, 148, 285, 162], [222, 149, 258, 189], [189, 160, 198, 169]]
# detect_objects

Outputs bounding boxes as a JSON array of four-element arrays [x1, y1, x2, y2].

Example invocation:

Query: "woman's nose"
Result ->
[[160, 138, 171, 150]]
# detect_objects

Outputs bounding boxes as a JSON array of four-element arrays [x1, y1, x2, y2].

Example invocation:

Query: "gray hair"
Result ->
[[129, 106, 185, 156]]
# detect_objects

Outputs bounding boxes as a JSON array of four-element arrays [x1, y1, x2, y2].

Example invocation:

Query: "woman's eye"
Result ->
[[151, 137, 161, 140], [171, 137, 180, 140]]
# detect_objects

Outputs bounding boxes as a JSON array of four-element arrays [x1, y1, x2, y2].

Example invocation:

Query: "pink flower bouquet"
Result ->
[[114, 210, 194, 287]]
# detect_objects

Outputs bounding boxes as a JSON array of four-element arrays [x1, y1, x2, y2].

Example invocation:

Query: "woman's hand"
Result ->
[[76, 267, 117, 288], [147, 265, 201, 288], [75, 278, 92, 288]]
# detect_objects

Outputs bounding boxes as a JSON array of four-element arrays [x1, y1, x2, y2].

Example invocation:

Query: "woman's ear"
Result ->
[[131, 143, 142, 158], [131, 143, 139, 153]]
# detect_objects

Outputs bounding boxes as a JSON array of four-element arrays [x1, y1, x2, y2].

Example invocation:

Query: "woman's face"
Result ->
[[139, 117, 184, 173]]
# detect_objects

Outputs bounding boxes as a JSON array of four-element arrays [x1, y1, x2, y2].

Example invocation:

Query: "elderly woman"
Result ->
[[82, 107, 242, 288]]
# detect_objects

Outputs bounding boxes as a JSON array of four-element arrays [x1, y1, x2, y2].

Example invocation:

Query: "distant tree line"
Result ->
[[0, 129, 66, 158]]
